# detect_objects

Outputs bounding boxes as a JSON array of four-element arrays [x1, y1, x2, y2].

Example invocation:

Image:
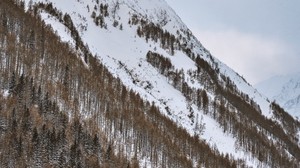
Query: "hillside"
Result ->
[[0, 0, 300, 167], [256, 73, 300, 118]]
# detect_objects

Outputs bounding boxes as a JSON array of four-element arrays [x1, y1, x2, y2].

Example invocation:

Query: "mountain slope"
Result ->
[[256, 73, 300, 118], [9, 0, 300, 167], [0, 1, 240, 167]]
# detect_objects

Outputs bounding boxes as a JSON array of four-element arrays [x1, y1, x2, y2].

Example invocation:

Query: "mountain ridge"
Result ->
[[2, 0, 299, 167], [256, 73, 300, 118]]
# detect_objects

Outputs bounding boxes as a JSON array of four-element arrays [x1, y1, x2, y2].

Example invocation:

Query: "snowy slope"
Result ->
[[256, 73, 300, 118], [23, 0, 299, 167]]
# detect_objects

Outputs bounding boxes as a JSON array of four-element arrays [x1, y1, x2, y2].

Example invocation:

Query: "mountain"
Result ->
[[0, 0, 299, 167], [256, 73, 300, 118]]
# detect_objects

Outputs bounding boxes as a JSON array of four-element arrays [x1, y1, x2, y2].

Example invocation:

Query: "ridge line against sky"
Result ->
[[165, 0, 300, 85]]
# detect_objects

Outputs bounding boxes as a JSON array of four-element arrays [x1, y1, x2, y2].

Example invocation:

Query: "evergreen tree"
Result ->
[[9, 72, 16, 94]]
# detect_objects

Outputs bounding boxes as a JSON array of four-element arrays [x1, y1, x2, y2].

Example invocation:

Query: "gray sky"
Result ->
[[165, 0, 300, 85]]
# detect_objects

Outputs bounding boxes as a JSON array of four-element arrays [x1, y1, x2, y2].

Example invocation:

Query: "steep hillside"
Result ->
[[256, 74, 300, 118], [0, 0, 238, 167], [1, 0, 300, 167], [25, 0, 300, 166]]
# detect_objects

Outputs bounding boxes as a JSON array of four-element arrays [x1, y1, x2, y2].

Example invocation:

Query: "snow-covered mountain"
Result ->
[[256, 73, 300, 118], [20, 0, 300, 167]]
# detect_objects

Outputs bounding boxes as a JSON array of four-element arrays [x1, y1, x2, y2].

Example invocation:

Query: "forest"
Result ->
[[0, 0, 241, 167], [0, 0, 299, 167]]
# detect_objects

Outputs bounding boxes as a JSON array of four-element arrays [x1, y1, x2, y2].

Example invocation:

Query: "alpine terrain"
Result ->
[[256, 73, 300, 118], [0, 0, 299, 167]]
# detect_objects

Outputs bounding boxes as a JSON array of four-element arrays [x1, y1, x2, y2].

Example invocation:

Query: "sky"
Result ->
[[165, 0, 300, 85]]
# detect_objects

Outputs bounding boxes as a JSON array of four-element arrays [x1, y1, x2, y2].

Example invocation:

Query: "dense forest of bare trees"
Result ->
[[0, 0, 299, 167], [146, 48, 300, 167], [0, 0, 249, 167]]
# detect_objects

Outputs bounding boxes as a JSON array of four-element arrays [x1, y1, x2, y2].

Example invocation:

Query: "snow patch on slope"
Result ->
[[39, 12, 75, 45]]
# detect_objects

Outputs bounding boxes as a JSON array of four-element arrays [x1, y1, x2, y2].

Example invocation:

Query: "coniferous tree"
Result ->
[[9, 72, 16, 94]]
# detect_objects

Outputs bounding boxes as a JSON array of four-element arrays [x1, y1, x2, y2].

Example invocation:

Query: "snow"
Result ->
[[256, 73, 300, 118], [2, 90, 9, 98], [23, 0, 292, 167], [39, 12, 75, 45], [218, 61, 272, 117]]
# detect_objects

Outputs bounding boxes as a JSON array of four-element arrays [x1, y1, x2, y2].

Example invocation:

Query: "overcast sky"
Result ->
[[165, 0, 300, 85]]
